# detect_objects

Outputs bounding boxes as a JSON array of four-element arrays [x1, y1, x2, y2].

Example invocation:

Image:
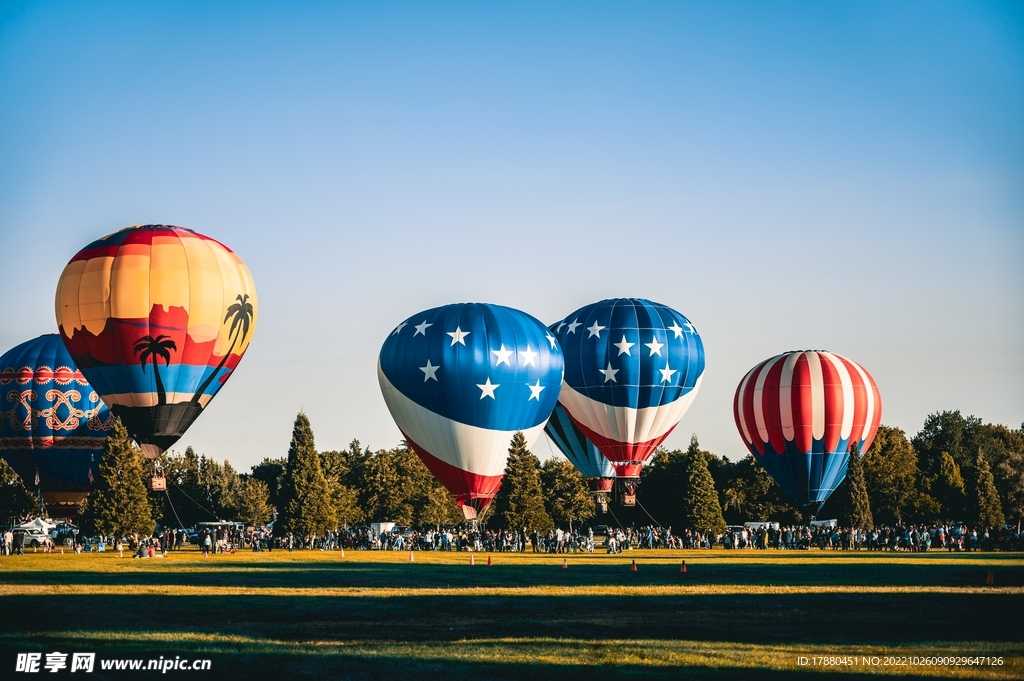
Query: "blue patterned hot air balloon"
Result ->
[[554, 298, 705, 481], [544, 403, 615, 502], [378, 303, 563, 519], [0, 334, 113, 517]]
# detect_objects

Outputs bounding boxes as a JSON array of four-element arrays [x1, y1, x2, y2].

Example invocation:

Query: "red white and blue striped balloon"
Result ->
[[554, 298, 705, 479], [378, 303, 563, 519], [732, 350, 882, 507]]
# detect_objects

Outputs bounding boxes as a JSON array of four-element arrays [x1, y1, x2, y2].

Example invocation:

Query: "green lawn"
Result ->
[[2, 548, 1022, 679]]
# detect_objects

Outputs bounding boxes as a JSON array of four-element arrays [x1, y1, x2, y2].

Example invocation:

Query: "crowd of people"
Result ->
[[2, 521, 1019, 556], [723, 523, 1021, 552]]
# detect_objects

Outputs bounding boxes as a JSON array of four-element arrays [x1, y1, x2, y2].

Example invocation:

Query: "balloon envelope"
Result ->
[[733, 350, 882, 506], [0, 334, 113, 515], [554, 298, 705, 478], [378, 303, 563, 518], [544, 403, 615, 490], [55, 225, 257, 457]]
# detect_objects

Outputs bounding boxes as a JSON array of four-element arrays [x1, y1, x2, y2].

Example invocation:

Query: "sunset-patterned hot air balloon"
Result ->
[[55, 225, 257, 458]]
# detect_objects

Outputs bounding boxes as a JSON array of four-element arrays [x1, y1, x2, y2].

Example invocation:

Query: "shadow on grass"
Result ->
[[1, 592, 1021, 645], [3, 561, 1022, 589]]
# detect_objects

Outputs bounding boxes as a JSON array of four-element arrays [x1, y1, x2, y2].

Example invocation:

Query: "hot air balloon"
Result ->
[[732, 350, 881, 511], [55, 225, 257, 464], [0, 334, 113, 517], [554, 298, 705, 505], [378, 303, 563, 519], [543, 403, 615, 513]]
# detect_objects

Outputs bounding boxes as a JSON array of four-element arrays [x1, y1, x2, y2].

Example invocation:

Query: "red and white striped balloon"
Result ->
[[732, 350, 881, 506]]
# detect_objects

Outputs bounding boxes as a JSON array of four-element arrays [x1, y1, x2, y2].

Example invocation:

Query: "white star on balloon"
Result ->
[[393, 322, 407, 335], [477, 377, 499, 399], [667, 323, 684, 339], [527, 380, 544, 401], [566, 319, 581, 334], [556, 321, 567, 333], [599, 362, 619, 383], [645, 336, 664, 356], [519, 345, 538, 367], [492, 344, 513, 366], [659, 363, 677, 383], [414, 321, 432, 336], [447, 327, 470, 346], [587, 321, 606, 338], [419, 360, 440, 382], [614, 335, 634, 356], [683, 321, 696, 334], [546, 334, 557, 349]]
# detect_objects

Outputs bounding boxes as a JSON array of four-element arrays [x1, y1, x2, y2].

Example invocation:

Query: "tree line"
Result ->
[[1, 410, 1020, 538]]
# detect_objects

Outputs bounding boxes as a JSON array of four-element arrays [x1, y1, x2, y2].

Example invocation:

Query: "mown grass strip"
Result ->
[[2, 631, 1020, 678]]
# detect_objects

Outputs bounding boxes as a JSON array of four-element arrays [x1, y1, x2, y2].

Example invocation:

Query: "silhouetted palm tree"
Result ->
[[134, 335, 177, 405], [190, 294, 254, 406]]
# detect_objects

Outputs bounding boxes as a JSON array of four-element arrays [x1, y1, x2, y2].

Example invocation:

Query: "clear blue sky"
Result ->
[[2, 2, 1022, 470]]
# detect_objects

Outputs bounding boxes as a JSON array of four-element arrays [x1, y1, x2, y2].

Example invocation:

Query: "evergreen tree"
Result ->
[[861, 425, 919, 525], [490, 432, 553, 531], [969, 448, 1004, 528], [251, 456, 287, 510], [934, 452, 967, 521], [540, 457, 595, 529], [276, 412, 336, 539], [236, 478, 272, 527], [680, 436, 727, 535], [830, 444, 873, 529], [320, 448, 365, 526], [78, 418, 155, 539]]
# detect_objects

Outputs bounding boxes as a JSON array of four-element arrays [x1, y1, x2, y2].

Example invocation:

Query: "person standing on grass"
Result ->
[[202, 531, 212, 558]]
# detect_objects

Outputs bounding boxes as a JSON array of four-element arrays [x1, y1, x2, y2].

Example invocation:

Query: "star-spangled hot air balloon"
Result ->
[[543, 403, 615, 512], [553, 298, 705, 504], [378, 303, 564, 519], [55, 225, 257, 460], [0, 334, 113, 517], [732, 350, 882, 510]]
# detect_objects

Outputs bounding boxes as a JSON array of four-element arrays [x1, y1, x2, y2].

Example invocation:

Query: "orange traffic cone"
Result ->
[[470, 554, 475, 565], [409, 551, 415, 562], [631, 559, 637, 572], [680, 560, 687, 573], [487, 555, 492, 566], [562, 558, 568, 569], [987, 570, 994, 585], [340, 548, 345, 558]]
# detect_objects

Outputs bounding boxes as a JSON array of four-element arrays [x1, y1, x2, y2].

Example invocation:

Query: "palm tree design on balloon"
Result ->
[[190, 293, 254, 407], [133, 335, 178, 405]]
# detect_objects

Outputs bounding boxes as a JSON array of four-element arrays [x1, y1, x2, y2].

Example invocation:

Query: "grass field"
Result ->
[[1, 548, 1022, 679]]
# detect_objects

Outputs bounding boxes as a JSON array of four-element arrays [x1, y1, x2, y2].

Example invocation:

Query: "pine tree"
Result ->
[[490, 432, 553, 531], [844, 444, 874, 529], [935, 452, 967, 521], [540, 457, 595, 529], [680, 436, 727, 535], [275, 412, 336, 539], [78, 418, 155, 539], [969, 448, 1004, 528]]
